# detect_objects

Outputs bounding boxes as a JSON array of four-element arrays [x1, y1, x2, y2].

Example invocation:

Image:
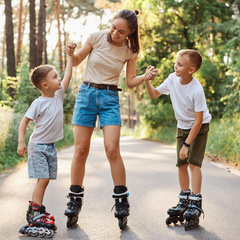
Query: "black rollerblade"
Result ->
[[184, 193, 204, 231], [64, 186, 84, 228], [19, 201, 56, 238], [166, 189, 191, 226], [112, 186, 130, 230]]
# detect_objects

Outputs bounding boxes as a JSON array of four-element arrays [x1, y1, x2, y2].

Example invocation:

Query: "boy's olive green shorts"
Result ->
[[176, 123, 209, 168]]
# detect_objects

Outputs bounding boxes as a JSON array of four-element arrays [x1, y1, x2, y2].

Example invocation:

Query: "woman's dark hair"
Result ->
[[108, 9, 140, 53]]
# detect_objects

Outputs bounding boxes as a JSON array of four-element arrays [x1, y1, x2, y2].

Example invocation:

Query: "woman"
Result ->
[[64, 9, 157, 229]]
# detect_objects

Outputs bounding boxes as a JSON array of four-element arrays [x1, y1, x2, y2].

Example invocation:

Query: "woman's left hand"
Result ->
[[65, 41, 77, 56], [145, 65, 158, 81]]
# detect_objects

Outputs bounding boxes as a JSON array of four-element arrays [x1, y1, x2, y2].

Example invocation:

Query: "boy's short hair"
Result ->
[[178, 49, 202, 71], [29, 65, 55, 90]]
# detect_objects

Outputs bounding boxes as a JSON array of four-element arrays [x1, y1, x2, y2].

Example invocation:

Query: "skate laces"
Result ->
[[188, 202, 205, 218], [67, 200, 80, 210], [111, 201, 129, 212]]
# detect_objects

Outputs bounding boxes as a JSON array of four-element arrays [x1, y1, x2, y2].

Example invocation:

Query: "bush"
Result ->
[[133, 116, 176, 145], [206, 115, 240, 163], [0, 107, 30, 171]]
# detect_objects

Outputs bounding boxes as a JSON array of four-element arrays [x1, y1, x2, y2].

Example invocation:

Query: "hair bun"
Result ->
[[135, 10, 139, 15]]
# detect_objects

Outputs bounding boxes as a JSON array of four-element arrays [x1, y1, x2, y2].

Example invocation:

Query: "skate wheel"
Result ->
[[118, 217, 127, 230], [31, 231, 39, 237], [67, 218, 73, 228], [178, 215, 184, 223], [195, 217, 199, 226], [25, 228, 32, 236], [19, 225, 28, 235], [46, 229, 54, 238], [172, 218, 178, 224], [166, 217, 172, 225], [67, 216, 78, 228], [184, 221, 190, 231], [39, 232, 46, 238]]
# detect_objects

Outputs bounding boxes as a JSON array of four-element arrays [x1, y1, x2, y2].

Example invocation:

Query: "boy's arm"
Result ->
[[61, 54, 73, 92], [17, 116, 31, 158], [179, 111, 203, 160], [126, 59, 158, 88], [145, 79, 162, 99], [65, 37, 92, 66]]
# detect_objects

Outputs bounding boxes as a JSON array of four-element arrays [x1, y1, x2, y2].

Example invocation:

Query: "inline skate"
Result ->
[[64, 185, 84, 228], [112, 186, 130, 230], [41, 204, 55, 221], [184, 193, 204, 231], [19, 201, 56, 238], [166, 189, 191, 226]]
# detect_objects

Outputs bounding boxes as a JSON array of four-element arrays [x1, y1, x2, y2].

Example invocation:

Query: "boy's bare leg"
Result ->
[[178, 164, 190, 191], [189, 164, 202, 194], [32, 178, 50, 205]]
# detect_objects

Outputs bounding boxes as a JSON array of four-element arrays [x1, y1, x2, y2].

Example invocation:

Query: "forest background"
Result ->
[[0, 0, 239, 173]]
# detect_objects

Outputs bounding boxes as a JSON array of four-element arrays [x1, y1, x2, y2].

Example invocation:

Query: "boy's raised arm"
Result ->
[[145, 79, 162, 99], [62, 44, 75, 92]]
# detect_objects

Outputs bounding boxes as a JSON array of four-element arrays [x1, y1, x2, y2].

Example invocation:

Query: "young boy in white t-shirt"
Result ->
[[145, 49, 211, 230], [17, 43, 74, 236]]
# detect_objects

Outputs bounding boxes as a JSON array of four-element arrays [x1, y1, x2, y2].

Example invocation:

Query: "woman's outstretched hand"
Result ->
[[145, 65, 158, 81]]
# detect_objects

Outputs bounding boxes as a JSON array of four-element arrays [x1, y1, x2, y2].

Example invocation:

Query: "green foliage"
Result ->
[[207, 115, 240, 163], [63, 87, 75, 124], [14, 63, 41, 114], [0, 107, 30, 171], [198, 59, 231, 119], [141, 100, 176, 129], [220, 24, 240, 116], [135, 121, 177, 145], [55, 124, 74, 149]]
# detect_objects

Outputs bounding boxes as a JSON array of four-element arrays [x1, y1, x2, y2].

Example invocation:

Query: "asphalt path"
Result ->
[[0, 136, 240, 240]]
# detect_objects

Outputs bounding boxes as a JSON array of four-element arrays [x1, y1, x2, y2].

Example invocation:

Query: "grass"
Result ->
[[206, 115, 240, 165]]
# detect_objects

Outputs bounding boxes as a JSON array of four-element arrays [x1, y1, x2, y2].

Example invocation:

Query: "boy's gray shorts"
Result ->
[[28, 143, 57, 180]]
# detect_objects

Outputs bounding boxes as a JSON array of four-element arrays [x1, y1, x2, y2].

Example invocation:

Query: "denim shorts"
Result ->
[[72, 83, 121, 128], [176, 123, 209, 167], [28, 143, 57, 179]]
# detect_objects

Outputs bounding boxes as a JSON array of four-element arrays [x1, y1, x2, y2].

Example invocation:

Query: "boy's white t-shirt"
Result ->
[[156, 72, 211, 129], [25, 84, 65, 144]]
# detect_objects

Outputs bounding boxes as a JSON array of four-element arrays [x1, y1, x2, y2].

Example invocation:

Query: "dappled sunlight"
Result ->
[[0, 107, 14, 150]]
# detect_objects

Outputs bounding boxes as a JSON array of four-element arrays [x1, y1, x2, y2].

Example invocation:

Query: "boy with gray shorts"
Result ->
[[145, 49, 211, 230], [17, 43, 74, 235]]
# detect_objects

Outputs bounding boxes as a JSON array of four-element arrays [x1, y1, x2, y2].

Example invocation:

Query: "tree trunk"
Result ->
[[4, 0, 16, 98], [54, 0, 63, 72], [43, 0, 47, 64], [29, 0, 37, 69], [16, 0, 23, 66], [37, 0, 46, 65], [1, 24, 6, 91], [1, 24, 6, 73]]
